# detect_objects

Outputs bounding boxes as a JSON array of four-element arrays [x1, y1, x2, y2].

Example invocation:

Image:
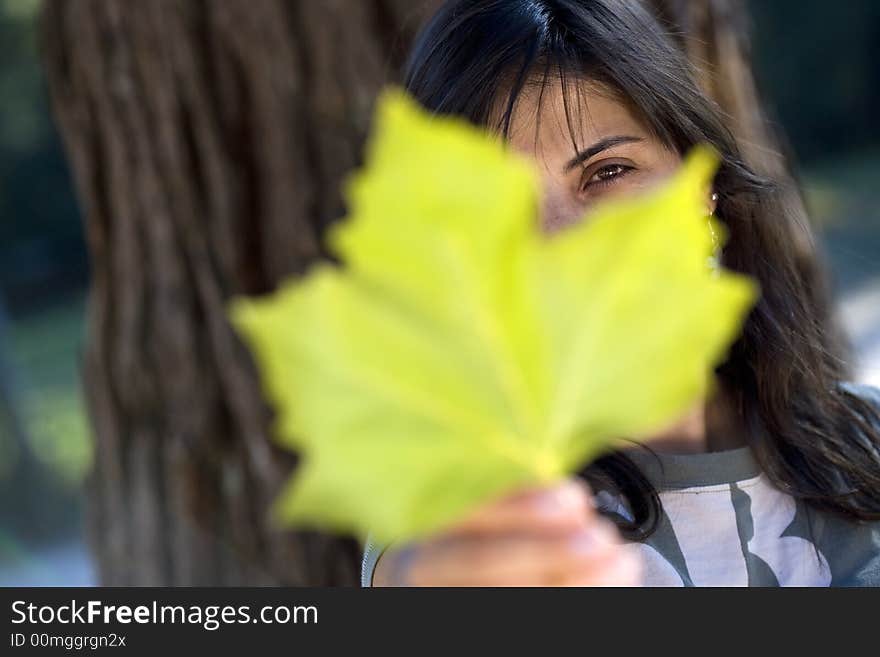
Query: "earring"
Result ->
[[707, 192, 721, 276]]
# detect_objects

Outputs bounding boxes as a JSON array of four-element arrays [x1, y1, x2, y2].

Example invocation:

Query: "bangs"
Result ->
[[491, 51, 655, 164]]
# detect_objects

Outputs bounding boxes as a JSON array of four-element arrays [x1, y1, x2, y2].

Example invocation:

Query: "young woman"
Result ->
[[363, 0, 880, 586]]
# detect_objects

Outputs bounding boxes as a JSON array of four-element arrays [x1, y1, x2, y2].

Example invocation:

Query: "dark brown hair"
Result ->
[[403, 0, 880, 538]]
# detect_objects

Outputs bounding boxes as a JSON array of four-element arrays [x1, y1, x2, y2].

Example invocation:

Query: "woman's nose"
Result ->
[[540, 192, 584, 235]]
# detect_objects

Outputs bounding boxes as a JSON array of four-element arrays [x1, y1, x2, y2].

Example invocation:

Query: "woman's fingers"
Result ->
[[558, 543, 643, 587], [376, 479, 640, 587], [408, 517, 629, 586], [449, 479, 595, 536]]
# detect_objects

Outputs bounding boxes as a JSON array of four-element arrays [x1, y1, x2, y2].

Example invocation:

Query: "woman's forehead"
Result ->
[[503, 77, 649, 158]]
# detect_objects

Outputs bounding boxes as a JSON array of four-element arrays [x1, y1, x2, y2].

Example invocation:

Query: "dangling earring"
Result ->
[[707, 192, 721, 276]]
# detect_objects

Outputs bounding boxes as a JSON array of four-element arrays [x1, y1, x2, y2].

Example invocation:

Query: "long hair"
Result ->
[[403, 0, 880, 539]]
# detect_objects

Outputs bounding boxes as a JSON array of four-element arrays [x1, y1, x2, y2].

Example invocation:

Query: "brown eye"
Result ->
[[596, 164, 626, 180], [585, 163, 633, 188]]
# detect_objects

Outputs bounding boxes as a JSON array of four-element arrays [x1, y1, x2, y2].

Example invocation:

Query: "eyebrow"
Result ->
[[562, 135, 644, 174]]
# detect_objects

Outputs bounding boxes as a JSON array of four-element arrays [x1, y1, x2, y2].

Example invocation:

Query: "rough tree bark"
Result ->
[[41, 0, 438, 586]]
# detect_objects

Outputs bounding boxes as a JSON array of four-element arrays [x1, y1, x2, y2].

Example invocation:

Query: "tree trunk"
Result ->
[[41, 0, 438, 586]]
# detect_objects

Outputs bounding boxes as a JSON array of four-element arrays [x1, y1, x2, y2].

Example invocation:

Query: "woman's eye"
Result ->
[[582, 163, 633, 190]]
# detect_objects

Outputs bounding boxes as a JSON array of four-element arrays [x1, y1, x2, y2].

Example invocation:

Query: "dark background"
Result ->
[[1, 0, 878, 584]]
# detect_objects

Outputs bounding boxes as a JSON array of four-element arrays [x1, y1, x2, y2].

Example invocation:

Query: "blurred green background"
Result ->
[[0, 0, 878, 584]]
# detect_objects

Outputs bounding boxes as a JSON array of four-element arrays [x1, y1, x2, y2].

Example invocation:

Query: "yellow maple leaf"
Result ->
[[230, 89, 758, 544]]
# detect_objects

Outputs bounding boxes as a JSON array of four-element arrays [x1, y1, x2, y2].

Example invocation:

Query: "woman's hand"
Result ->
[[372, 479, 642, 586]]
